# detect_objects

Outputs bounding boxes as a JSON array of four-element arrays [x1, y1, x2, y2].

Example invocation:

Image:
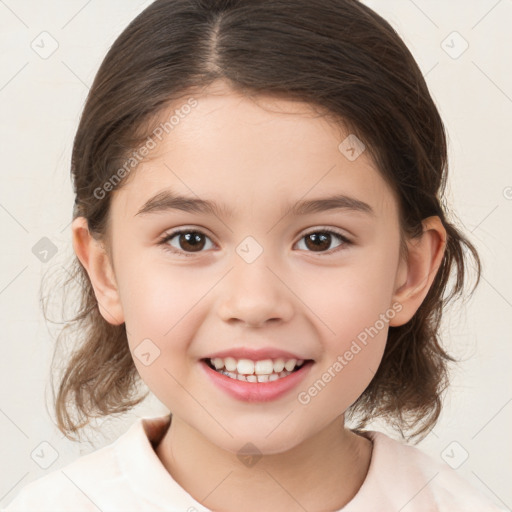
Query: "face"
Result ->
[[103, 80, 405, 455]]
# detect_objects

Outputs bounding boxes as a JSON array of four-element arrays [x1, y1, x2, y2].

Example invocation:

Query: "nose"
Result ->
[[216, 255, 295, 328]]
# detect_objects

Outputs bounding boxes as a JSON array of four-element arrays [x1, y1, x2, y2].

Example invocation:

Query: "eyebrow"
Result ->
[[134, 188, 375, 218]]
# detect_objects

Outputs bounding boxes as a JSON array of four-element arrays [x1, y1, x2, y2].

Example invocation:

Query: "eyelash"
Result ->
[[156, 227, 353, 258]]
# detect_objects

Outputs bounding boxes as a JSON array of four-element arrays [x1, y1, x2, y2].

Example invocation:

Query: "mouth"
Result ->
[[202, 356, 312, 382]]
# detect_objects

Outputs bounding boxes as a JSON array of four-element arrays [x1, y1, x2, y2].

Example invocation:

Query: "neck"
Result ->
[[155, 414, 373, 511]]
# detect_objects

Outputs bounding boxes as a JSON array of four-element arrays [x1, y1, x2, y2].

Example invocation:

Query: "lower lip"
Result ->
[[201, 360, 313, 402]]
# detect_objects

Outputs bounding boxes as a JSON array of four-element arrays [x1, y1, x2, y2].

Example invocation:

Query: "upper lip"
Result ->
[[203, 347, 311, 361]]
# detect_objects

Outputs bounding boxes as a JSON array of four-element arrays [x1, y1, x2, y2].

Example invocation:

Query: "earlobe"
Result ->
[[71, 217, 125, 326], [389, 216, 447, 327]]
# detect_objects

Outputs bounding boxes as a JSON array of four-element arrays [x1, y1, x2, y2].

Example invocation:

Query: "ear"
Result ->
[[389, 216, 447, 327], [71, 216, 125, 326]]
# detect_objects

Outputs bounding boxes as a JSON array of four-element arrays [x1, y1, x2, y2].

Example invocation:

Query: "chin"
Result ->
[[199, 419, 312, 458]]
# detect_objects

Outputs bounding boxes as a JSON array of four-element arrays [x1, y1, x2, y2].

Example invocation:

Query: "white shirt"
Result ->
[[2, 414, 506, 511]]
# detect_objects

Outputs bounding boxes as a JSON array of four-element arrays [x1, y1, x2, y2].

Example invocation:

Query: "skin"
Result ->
[[72, 79, 446, 511]]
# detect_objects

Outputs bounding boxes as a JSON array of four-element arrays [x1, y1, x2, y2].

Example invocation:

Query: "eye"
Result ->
[[295, 228, 352, 255], [157, 227, 352, 257], [157, 229, 215, 257]]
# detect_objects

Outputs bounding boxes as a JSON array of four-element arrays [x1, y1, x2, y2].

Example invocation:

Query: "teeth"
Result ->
[[208, 356, 305, 376], [255, 359, 274, 374], [209, 356, 307, 382], [212, 358, 224, 370], [217, 369, 293, 381], [284, 359, 297, 371], [237, 359, 255, 375], [273, 358, 285, 373], [224, 357, 237, 372]]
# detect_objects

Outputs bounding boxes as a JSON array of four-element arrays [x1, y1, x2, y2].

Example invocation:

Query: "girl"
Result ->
[[3, 0, 506, 510]]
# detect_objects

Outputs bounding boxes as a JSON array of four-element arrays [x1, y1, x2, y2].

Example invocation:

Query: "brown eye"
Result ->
[[304, 232, 331, 251], [176, 232, 206, 252], [296, 230, 351, 254], [159, 229, 214, 256]]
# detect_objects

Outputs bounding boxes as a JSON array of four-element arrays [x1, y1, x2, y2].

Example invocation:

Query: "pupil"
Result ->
[[306, 232, 330, 251], [181, 232, 205, 251]]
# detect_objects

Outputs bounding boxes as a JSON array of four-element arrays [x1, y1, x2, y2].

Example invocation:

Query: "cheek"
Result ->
[[117, 258, 210, 375], [296, 273, 391, 416], [294, 244, 399, 409], [120, 261, 214, 409], [300, 247, 399, 346], [297, 345, 384, 419], [119, 257, 211, 337]]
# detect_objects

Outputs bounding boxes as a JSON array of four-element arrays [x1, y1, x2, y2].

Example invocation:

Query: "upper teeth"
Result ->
[[210, 357, 304, 375]]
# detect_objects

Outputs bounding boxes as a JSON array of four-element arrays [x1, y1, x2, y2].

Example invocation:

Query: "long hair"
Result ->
[[43, 0, 481, 443]]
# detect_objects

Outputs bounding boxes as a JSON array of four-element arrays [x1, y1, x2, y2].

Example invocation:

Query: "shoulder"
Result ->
[[349, 430, 506, 512], [1, 419, 148, 512]]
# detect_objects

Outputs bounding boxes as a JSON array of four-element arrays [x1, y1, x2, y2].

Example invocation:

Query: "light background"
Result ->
[[0, 0, 511, 509]]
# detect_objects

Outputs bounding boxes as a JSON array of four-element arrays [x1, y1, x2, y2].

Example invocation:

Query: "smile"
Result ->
[[201, 356, 314, 402], [205, 357, 306, 382]]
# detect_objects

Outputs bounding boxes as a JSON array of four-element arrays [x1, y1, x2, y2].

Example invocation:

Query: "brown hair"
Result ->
[[44, 0, 481, 443]]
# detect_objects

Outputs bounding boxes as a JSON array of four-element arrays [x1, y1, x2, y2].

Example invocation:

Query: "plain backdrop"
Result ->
[[0, 0, 511, 509]]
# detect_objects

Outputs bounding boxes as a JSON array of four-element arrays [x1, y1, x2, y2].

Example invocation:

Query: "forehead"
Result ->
[[111, 84, 398, 223]]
